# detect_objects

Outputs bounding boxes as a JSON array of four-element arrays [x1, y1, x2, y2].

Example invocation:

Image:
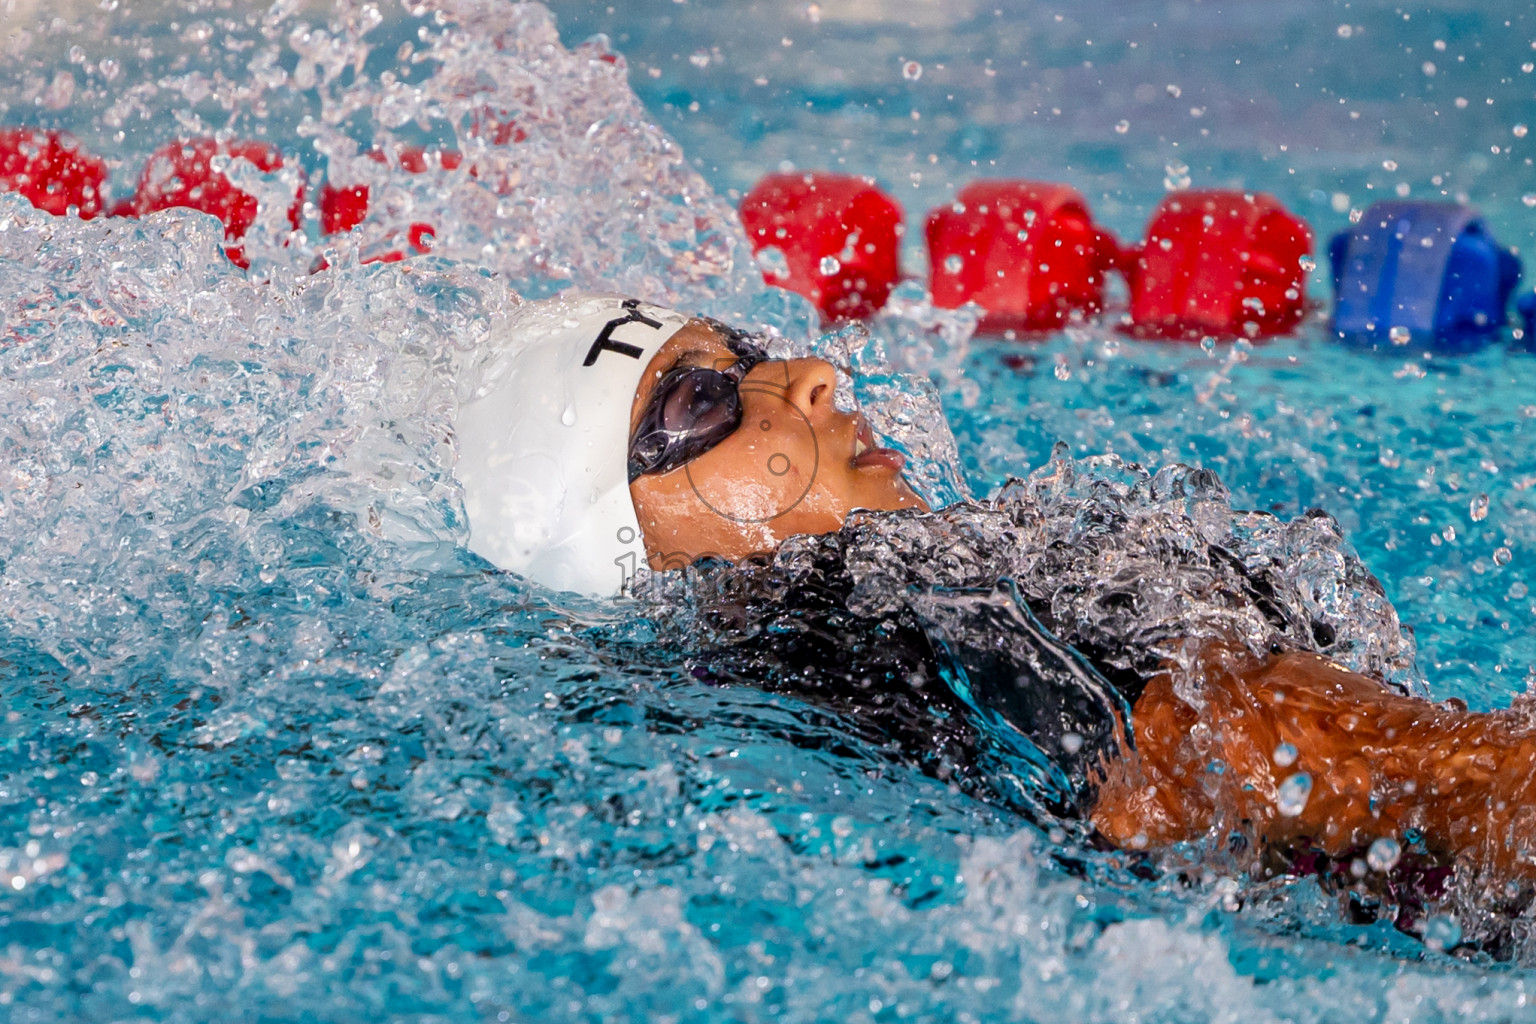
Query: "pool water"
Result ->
[[2, 0, 1536, 1020]]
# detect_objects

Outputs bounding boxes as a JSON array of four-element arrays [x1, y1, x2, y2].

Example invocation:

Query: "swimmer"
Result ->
[[454, 292, 1536, 898]]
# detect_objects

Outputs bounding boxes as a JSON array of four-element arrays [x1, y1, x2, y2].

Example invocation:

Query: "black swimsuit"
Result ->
[[639, 458, 1420, 820]]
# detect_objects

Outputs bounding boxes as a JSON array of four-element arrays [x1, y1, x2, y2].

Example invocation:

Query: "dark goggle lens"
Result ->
[[628, 346, 766, 480], [658, 371, 740, 434]]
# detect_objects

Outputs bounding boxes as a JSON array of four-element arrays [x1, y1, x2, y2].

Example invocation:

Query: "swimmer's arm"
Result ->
[[1091, 645, 1536, 877]]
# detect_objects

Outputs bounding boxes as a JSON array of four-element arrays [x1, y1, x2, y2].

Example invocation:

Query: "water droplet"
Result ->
[[1424, 914, 1461, 951], [1422, 61, 1437, 77], [1200, 335, 1216, 354], [1158, 236, 1174, 251], [1276, 772, 1312, 816], [902, 60, 923, 82], [1471, 493, 1490, 522], [818, 254, 841, 276], [1509, 581, 1529, 600], [1494, 546, 1512, 566], [560, 406, 577, 426], [1388, 325, 1411, 345], [1336, 24, 1353, 38], [1524, 194, 1536, 208], [1060, 731, 1084, 754], [1382, 159, 1399, 172], [1272, 742, 1298, 768], [1299, 254, 1317, 272], [1367, 836, 1402, 871], [1162, 159, 1191, 192], [689, 49, 711, 69], [1114, 119, 1130, 134], [1516, 124, 1529, 139], [1165, 83, 1181, 98], [942, 254, 964, 274]]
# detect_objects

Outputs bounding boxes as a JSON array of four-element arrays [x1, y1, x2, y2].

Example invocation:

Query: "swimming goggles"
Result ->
[[627, 322, 770, 482]]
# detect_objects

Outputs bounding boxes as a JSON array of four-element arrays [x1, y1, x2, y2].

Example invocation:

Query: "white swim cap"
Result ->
[[455, 292, 693, 596]]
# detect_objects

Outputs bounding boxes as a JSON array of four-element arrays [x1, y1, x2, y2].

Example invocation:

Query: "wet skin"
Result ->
[[629, 322, 1536, 885], [1093, 643, 1536, 880], [627, 321, 926, 571]]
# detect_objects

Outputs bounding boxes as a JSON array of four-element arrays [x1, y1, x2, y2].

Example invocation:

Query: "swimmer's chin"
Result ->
[[882, 473, 932, 513]]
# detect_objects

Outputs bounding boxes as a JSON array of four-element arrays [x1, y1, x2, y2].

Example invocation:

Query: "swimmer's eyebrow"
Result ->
[[666, 348, 710, 370], [660, 346, 731, 375], [653, 328, 767, 382]]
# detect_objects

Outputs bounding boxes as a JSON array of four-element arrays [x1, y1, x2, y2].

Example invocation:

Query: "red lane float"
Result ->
[[1124, 190, 1313, 340], [926, 180, 1120, 335], [319, 146, 464, 264], [131, 138, 303, 269], [318, 180, 371, 238], [0, 128, 111, 219], [739, 172, 903, 322]]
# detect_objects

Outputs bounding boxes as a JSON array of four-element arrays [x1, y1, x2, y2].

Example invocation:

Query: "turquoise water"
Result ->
[[1, 1, 1536, 1020]]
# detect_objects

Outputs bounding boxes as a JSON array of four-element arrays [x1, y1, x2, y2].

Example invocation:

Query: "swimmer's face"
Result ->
[[628, 321, 927, 569]]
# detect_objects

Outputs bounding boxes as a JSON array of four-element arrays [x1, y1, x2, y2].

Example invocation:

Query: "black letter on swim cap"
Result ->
[[583, 299, 665, 366]]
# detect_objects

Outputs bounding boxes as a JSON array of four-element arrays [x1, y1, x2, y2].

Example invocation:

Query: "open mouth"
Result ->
[[850, 415, 906, 471]]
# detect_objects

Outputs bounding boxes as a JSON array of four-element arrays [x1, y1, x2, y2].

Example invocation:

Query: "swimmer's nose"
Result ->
[[780, 358, 840, 421]]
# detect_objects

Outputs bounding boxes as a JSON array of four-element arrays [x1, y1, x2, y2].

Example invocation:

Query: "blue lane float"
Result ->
[[1328, 201, 1523, 352]]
